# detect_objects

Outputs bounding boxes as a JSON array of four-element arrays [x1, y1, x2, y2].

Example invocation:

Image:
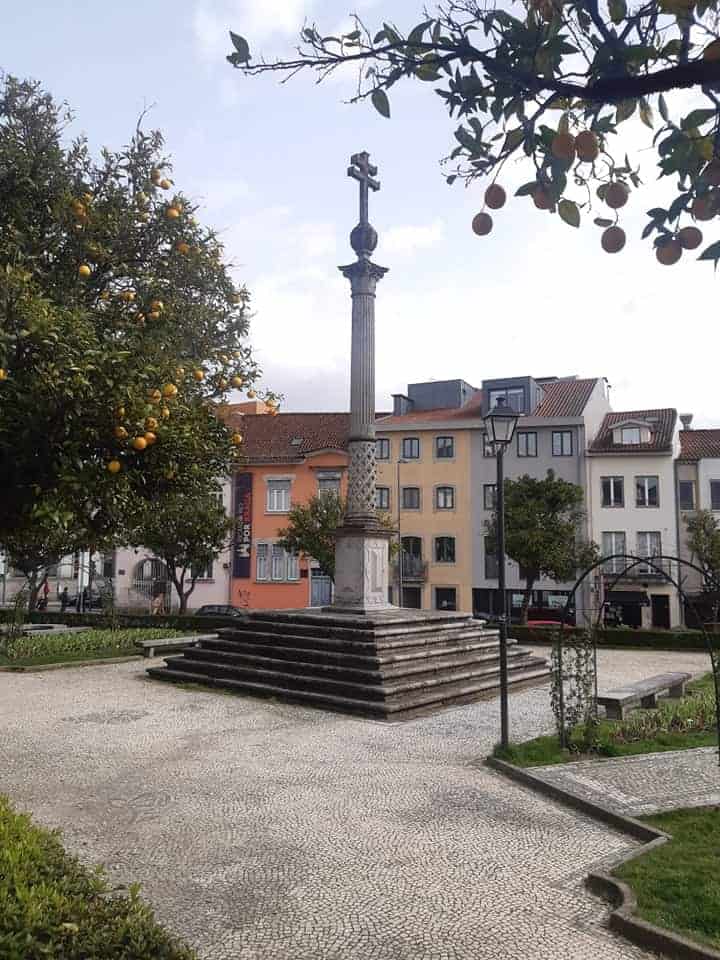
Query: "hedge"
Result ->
[[512, 624, 714, 651], [0, 795, 196, 960], [0, 609, 239, 633], [1, 627, 191, 663]]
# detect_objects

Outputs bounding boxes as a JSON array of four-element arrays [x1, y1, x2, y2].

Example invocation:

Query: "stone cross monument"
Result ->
[[331, 152, 392, 612]]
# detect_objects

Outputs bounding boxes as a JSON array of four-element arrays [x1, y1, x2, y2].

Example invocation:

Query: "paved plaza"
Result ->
[[0, 645, 711, 959]]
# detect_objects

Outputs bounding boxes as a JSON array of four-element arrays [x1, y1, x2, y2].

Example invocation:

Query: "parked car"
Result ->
[[194, 604, 246, 619], [65, 591, 105, 610]]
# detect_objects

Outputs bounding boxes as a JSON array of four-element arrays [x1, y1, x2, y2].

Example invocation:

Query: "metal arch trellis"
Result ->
[[552, 553, 720, 766]]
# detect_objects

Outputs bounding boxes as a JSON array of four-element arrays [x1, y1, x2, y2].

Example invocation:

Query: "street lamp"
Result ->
[[483, 395, 520, 749], [396, 458, 409, 607]]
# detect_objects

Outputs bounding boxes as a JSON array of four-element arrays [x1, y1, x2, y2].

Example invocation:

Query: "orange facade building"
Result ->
[[227, 406, 350, 609]]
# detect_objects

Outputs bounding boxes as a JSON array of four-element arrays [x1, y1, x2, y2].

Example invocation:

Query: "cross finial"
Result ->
[[348, 151, 380, 226]]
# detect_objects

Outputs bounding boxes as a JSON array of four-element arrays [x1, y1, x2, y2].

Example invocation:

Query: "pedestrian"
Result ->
[[60, 587, 69, 612], [151, 581, 165, 616]]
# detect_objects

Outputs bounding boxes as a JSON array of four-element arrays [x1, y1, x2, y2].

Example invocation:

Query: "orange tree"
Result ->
[[0, 76, 268, 565], [228, 1, 720, 265]]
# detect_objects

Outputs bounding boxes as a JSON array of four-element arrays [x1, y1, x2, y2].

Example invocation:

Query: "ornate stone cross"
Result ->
[[348, 151, 380, 227]]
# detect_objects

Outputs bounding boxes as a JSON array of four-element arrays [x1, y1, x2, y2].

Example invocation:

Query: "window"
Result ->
[[636, 476, 659, 507], [376, 486, 390, 510], [679, 481, 695, 511], [435, 536, 456, 563], [435, 587, 457, 611], [484, 536, 498, 579], [435, 436, 454, 459], [489, 387, 525, 413], [621, 427, 641, 445], [266, 479, 291, 512], [517, 431, 537, 457], [637, 532, 661, 573], [602, 531, 626, 573], [402, 437, 420, 459], [601, 476, 624, 508], [318, 474, 341, 498], [482, 433, 495, 457], [376, 437, 390, 460], [711, 480, 720, 511], [483, 484, 497, 510], [271, 544, 286, 581], [191, 561, 214, 580], [436, 486, 454, 509], [256, 543, 269, 581], [286, 551, 300, 581], [401, 486, 420, 509], [552, 431, 573, 456]]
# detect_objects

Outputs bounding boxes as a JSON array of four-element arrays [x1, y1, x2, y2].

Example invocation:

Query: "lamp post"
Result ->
[[396, 458, 408, 607], [483, 396, 519, 749]]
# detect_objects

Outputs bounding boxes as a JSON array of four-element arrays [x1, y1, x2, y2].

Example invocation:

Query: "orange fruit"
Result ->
[[231, 375, 243, 388], [148, 389, 162, 403], [132, 436, 147, 451], [151, 168, 162, 182], [145, 416, 158, 430], [147, 311, 160, 321], [107, 460, 122, 474], [575, 130, 599, 162], [231, 293, 242, 304], [166, 206, 180, 220], [162, 383, 177, 398], [605, 182, 629, 209], [270, 407, 279, 417], [78, 264, 92, 278], [471, 212, 493, 235], [160, 406, 171, 419], [247, 389, 257, 399], [136, 313, 146, 323], [218, 377, 228, 389], [144, 431, 157, 445], [150, 299, 164, 312], [137, 191, 148, 204], [175, 367, 185, 378], [115, 405, 125, 418], [703, 39, 720, 60], [0, 368, 7, 380], [176, 241, 190, 255], [71, 200, 86, 217], [551, 133, 576, 162], [693, 192, 717, 220], [114, 426, 128, 439], [231, 433, 243, 445], [656, 239, 682, 265], [193, 369, 205, 381], [678, 226, 703, 250], [119, 290, 135, 302], [82, 192, 93, 203], [159, 178, 171, 190], [601, 226, 626, 253], [484, 184, 506, 210]]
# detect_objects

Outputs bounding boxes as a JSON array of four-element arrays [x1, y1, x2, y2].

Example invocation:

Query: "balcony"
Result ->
[[603, 558, 673, 581], [392, 558, 428, 582]]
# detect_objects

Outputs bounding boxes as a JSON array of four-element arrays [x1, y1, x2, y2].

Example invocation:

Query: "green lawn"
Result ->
[[615, 807, 720, 951], [0, 795, 196, 959], [0, 627, 193, 668], [495, 673, 718, 767]]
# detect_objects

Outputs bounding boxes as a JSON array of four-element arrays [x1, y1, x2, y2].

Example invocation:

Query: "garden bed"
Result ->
[[495, 673, 718, 767], [0, 627, 193, 668], [512, 624, 712, 651], [0, 795, 196, 959], [615, 806, 720, 952]]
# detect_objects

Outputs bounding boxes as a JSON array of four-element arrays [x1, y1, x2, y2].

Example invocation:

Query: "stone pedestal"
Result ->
[[331, 526, 393, 614]]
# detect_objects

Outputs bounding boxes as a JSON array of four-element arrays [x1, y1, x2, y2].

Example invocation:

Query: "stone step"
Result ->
[[179, 643, 535, 685], [146, 662, 550, 720], [158, 651, 547, 702], [224, 614, 495, 645], [198, 632, 509, 668]]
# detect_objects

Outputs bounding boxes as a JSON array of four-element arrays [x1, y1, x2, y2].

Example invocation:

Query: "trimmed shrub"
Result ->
[[0, 609, 239, 633], [512, 624, 712, 651], [1, 627, 192, 663], [0, 795, 196, 959]]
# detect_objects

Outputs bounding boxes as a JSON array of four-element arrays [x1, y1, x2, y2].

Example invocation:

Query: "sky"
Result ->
[[4, 0, 719, 425]]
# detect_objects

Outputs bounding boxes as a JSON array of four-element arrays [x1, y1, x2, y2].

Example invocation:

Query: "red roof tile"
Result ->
[[679, 429, 720, 460], [227, 411, 351, 462], [532, 378, 599, 417], [590, 409, 677, 454], [377, 390, 485, 426]]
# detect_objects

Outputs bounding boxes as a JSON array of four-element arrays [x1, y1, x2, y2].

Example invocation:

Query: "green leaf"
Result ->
[[416, 62, 441, 81], [408, 20, 432, 45], [682, 109, 717, 130], [503, 127, 525, 153], [616, 99, 637, 124], [594, 217, 613, 227], [640, 98, 654, 129], [228, 32, 250, 62], [658, 94, 669, 123], [698, 240, 720, 264], [608, 0, 627, 23], [344, 30, 361, 41], [515, 182, 538, 197], [558, 199, 580, 227], [371, 89, 391, 119]]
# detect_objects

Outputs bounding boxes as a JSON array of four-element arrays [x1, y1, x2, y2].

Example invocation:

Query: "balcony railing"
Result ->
[[392, 558, 428, 582], [603, 558, 672, 580]]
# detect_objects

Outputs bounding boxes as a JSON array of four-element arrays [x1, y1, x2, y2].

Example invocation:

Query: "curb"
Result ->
[[0, 655, 142, 673], [485, 756, 720, 960]]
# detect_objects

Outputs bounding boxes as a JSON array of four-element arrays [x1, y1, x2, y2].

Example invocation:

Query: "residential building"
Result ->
[[376, 379, 480, 612], [227, 407, 351, 609], [471, 376, 610, 621], [587, 408, 681, 628]]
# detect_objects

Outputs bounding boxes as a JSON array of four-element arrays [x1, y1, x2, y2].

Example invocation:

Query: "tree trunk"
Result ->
[[27, 570, 40, 612], [181, 575, 199, 614], [520, 578, 535, 625]]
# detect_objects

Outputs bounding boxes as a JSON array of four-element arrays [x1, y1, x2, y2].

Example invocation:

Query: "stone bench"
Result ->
[[135, 634, 218, 659], [597, 672, 691, 720]]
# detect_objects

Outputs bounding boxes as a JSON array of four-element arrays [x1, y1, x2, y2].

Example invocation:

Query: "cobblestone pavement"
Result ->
[[530, 747, 720, 816], [0, 645, 710, 959]]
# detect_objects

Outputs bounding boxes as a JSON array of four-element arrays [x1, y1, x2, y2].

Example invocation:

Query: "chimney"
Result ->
[[392, 393, 413, 416], [680, 413, 694, 431]]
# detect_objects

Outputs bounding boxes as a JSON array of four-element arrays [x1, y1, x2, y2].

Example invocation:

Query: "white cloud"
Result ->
[[381, 219, 445, 256], [193, 0, 316, 62]]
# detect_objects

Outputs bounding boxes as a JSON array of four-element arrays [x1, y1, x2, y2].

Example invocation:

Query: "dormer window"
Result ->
[[621, 427, 641, 444], [611, 421, 652, 445]]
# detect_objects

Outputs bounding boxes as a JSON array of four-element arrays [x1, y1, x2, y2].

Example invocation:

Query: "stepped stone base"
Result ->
[[147, 608, 549, 720]]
